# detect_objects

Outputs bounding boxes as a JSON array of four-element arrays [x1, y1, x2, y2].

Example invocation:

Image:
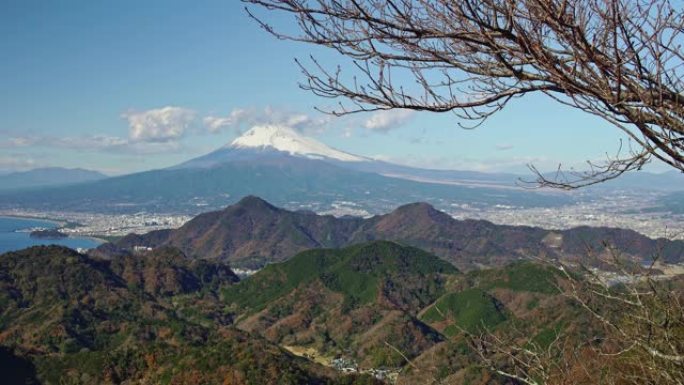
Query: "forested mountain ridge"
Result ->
[[101, 196, 684, 269]]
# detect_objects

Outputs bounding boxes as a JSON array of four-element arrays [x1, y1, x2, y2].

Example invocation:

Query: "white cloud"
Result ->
[[203, 106, 332, 134], [0, 155, 38, 171], [363, 109, 414, 132], [495, 143, 514, 151], [0, 136, 44, 148], [124, 140, 182, 154], [7, 137, 35, 147], [57, 135, 182, 154], [372, 154, 557, 173], [55, 135, 129, 150], [0, 134, 182, 155], [59, 135, 180, 154], [0, 105, 338, 158], [204, 108, 250, 133], [122, 106, 196, 143]]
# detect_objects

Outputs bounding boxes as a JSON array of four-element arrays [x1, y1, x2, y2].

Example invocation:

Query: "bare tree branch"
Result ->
[[470, 248, 684, 385], [243, 0, 684, 188]]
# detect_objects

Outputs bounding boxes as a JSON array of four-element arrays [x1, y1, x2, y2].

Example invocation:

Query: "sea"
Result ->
[[0, 216, 102, 254]]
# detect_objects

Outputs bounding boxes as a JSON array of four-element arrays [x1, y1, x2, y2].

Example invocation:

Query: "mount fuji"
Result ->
[[0, 125, 571, 214], [230, 125, 368, 162], [175, 125, 371, 169], [176, 125, 520, 188]]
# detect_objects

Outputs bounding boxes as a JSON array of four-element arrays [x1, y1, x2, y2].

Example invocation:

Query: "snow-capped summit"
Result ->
[[229, 125, 366, 162], [172, 124, 371, 170]]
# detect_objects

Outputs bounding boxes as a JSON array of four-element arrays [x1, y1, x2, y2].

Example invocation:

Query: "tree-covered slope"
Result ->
[[3, 242, 674, 385], [0, 246, 380, 385], [224, 241, 457, 311], [223, 241, 457, 367]]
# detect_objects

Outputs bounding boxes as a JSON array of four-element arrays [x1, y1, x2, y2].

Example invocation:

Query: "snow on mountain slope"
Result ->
[[229, 125, 367, 162]]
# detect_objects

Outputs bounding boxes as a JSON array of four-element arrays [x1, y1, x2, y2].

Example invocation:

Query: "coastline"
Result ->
[[0, 214, 67, 228], [81, 235, 109, 244], [0, 216, 105, 250]]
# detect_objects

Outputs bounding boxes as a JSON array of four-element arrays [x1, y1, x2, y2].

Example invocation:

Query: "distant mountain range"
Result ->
[[100, 196, 684, 269], [0, 125, 681, 215], [0, 167, 107, 191], [0, 125, 572, 214]]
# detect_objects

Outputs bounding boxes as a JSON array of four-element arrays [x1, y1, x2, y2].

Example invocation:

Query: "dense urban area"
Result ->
[[2, 189, 682, 241]]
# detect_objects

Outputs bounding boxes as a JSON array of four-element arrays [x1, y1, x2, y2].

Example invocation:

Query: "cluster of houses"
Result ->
[[330, 357, 400, 382]]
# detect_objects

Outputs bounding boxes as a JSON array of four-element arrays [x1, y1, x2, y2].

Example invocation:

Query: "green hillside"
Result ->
[[223, 240, 458, 312], [223, 241, 458, 367], [470, 261, 562, 294], [420, 289, 507, 336]]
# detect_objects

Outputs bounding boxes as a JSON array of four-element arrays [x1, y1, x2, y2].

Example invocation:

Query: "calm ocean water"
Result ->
[[0, 216, 102, 254]]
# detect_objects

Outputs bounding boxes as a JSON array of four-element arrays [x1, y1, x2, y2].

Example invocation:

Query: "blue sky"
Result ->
[[0, 0, 662, 175]]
